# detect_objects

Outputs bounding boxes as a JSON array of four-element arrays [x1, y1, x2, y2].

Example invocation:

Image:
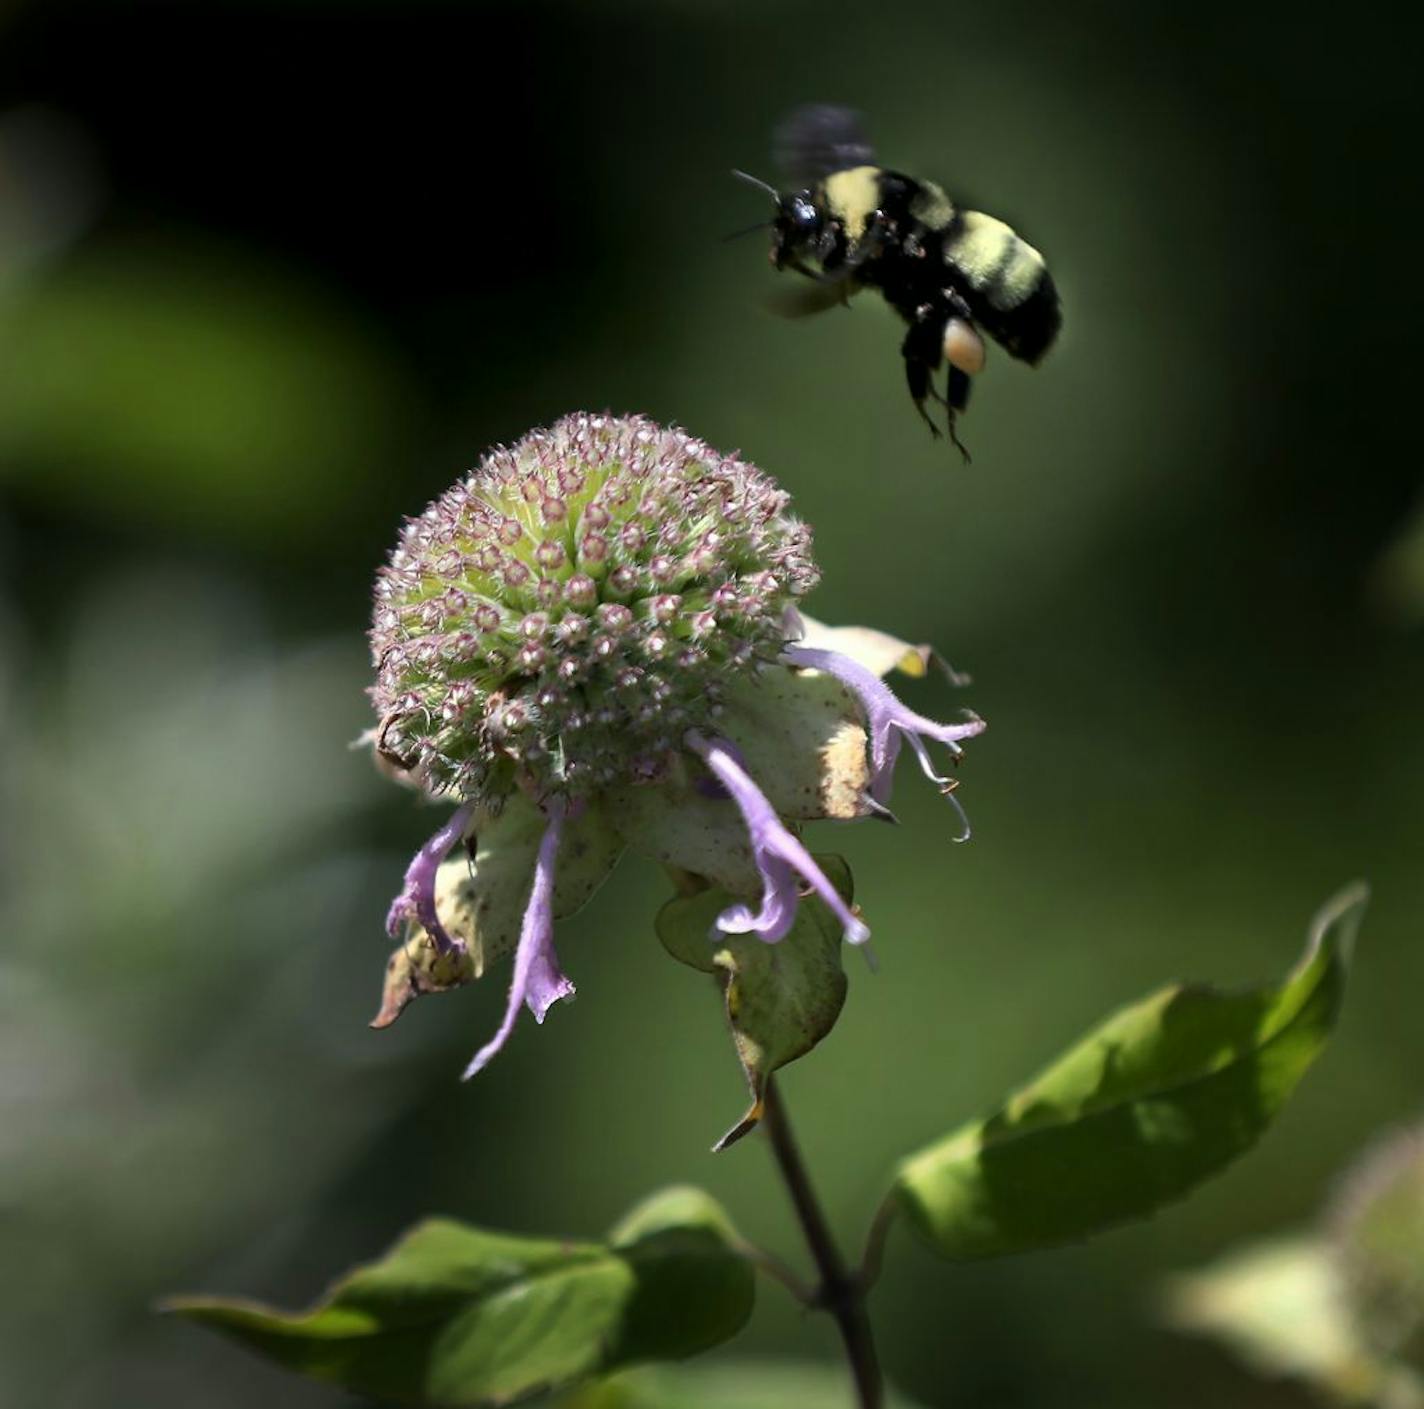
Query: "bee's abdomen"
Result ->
[[946, 210, 1061, 364], [980, 268, 1060, 364]]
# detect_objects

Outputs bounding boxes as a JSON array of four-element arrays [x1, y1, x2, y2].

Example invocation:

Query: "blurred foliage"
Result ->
[[0, 241, 415, 542], [1165, 1124, 1424, 1407], [1335, 1127, 1424, 1374], [1371, 500, 1424, 624], [1, 0, 1420, 1406], [1165, 1238, 1418, 1407], [551, 1361, 929, 1407]]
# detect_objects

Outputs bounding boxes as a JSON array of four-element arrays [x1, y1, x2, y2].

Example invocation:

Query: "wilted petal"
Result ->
[[789, 610, 970, 684], [719, 665, 873, 821], [782, 644, 984, 833], [463, 799, 574, 1078], [608, 771, 761, 897], [371, 926, 476, 1029], [385, 802, 474, 955], [718, 851, 801, 943], [686, 731, 870, 947], [375, 794, 621, 1030]]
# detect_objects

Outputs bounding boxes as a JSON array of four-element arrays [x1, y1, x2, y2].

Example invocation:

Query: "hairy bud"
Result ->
[[369, 413, 819, 802]]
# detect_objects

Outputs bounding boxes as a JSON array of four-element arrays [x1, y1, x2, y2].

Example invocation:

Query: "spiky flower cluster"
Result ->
[[370, 413, 819, 802], [370, 413, 985, 1086]]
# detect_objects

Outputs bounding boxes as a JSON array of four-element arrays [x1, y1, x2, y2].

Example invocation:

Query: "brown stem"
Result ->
[[761, 1078, 884, 1409]]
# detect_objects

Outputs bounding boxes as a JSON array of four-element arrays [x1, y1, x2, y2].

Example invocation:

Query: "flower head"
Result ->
[[367, 414, 986, 1079], [371, 412, 817, 803]]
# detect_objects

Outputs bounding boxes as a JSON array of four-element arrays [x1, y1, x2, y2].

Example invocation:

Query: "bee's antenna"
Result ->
[[720, 218, 773, 244], [731, 168, 781, 201]]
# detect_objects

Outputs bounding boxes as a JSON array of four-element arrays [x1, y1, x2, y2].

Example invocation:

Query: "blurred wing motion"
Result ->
[[764, 273, 856, 319], [773, 104, 875, 182]]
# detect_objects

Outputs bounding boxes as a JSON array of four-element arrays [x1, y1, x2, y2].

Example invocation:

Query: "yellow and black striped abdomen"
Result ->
[[946, 210, 1060, 364]]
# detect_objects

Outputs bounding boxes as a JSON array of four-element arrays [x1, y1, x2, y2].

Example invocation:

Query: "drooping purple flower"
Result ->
[[686, 730, 870, 946], [384, 801, 474, 955], [462, 798, 573, 1078], [782, 642, 985, 836]]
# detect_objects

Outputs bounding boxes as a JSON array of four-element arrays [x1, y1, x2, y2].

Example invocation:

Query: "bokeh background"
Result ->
[[2, 1, 1421, 1405]]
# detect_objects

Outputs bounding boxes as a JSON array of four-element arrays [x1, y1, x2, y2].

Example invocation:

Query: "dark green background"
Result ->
[[2, 1, 1420, 1405]]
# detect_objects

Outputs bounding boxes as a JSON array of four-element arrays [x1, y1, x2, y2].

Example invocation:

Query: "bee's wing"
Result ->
[[773, 104, 875, 182], [764, 278, 854, 319]]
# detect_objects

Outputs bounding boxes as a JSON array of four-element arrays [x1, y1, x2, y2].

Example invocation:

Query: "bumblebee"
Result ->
[[736, 104, 1061, 458]]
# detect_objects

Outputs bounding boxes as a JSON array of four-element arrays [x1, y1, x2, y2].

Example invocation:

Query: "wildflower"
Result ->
[[367, 413, 985, 1075]]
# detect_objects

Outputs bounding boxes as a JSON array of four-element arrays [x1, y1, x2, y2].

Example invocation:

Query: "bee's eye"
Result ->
[[790, 198, 819, 234]]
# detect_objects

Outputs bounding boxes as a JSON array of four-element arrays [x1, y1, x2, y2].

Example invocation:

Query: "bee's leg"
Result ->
[[947, 366, 972, 411], [902, 352, 942, 439], [901, 319, 944, 440], [926, 372, 972, 460], [944, 367, 972, 463], [927, 369, 971, 409]]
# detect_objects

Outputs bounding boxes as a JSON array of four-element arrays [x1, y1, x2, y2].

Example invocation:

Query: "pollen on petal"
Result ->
[[782, 643, 984, 811]]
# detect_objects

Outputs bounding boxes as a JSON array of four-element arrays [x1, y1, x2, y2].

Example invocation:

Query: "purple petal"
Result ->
[[782, 643, 985, 816], [385, 802, 475, 955], [686, 731, 870, 946], [717, 853, 801, 943], [462, 799, 574, 1078]]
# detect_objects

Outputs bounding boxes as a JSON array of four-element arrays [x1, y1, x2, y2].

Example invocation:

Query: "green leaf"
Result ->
[[604, 1188, 759, 1367], [165, 1185, 755, 1406], [550, 1360, 931, 1408], [892, 884, 1367, 1260], [657, 856, 854, 1150]]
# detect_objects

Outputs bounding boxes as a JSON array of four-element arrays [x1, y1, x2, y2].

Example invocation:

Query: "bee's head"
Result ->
[[770, 191, 823, 269], [730, 169, 822, 268]]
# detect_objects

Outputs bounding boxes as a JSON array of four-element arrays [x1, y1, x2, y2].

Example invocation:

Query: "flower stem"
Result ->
[[761, 1077, 884, 1409]]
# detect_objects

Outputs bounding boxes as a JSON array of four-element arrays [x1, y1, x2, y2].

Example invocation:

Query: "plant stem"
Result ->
[[729, 1235, 818, 1306], [762, 1077, 884, 1409]]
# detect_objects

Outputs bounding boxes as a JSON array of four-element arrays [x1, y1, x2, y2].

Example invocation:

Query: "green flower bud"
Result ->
[[370, 412, 819, 805]]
